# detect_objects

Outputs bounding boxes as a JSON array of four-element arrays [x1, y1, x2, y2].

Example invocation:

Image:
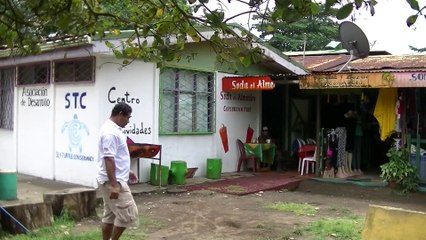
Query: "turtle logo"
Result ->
[[61, 114, 90, 153]]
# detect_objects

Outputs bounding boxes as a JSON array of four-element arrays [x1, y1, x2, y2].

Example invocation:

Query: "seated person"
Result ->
[[258, 126, 271, 143]]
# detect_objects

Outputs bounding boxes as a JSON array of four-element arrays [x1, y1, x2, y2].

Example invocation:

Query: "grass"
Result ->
[[0, 212, 159, 240], [304, 216, 364, 240], [264, 203, 364, 240], [0, 212, 91, 240], [265, 202, 318, 216], [327, 207, 356, 217]]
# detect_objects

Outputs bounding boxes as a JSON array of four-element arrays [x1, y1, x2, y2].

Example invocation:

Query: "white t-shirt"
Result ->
[[97, 119, 130, 184]]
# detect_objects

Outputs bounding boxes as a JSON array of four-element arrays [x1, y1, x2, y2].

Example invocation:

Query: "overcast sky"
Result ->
[[351, 0, 426, 54], [215, 0, 426, 55]]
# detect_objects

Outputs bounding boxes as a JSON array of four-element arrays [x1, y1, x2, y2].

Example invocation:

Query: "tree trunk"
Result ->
[[43, 187, 97, 221], [0, 202, 53, 234]]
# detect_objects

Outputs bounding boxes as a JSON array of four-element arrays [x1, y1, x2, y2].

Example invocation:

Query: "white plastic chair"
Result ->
[[301, 147, 317, 175], [296, 138, 306, 172], [306, 138, 316, 145]]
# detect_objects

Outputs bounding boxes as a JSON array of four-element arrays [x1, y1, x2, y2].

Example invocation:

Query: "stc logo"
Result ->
[[65, 92, 87, 109]]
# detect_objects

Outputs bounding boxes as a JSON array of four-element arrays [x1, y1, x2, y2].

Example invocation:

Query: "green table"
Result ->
[[244, 143, 276, 165]]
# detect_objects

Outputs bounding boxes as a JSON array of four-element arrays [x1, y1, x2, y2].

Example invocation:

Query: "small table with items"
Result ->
[[244, 143, 276, 170], [127, 137, 162, 186]]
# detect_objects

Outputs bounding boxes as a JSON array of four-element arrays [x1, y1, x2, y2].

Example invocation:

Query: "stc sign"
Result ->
[[65, 92, 86, 109]]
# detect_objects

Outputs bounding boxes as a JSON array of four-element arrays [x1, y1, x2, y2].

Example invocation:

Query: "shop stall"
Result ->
[[297, 54, 426, 180]]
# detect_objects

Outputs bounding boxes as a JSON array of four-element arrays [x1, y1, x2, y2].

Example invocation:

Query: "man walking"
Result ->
[[97, 102, 139, 240]]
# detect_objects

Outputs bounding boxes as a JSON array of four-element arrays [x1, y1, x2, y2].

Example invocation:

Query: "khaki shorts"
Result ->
[[98, 180, 139, 228]]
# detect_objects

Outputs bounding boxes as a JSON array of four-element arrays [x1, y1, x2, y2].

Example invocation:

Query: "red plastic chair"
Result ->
[[237, 139, 257, 172]]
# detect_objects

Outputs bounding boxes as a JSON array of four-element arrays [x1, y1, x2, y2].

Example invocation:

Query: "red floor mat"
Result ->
[[181, 172, 310, 196]]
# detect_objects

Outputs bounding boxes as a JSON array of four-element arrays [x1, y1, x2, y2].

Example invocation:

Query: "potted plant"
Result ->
[[380, 147, 419, 193]]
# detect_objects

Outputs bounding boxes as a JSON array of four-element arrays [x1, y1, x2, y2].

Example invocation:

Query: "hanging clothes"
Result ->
[[373, 88, 398, 141], [335, 127, 347, 168], [327, 129, 338, 169], [395, 96, 403, 133]]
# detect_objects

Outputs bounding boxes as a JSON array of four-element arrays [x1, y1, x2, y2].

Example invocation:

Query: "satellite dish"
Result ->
[[338, 21, 370, 72]]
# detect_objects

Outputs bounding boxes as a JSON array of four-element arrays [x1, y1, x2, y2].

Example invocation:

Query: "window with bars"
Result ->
[[17, 62, 50, 85], [160, 68, 215, 134], [54, 57, 95, 83], [0, 67, 15, 130]]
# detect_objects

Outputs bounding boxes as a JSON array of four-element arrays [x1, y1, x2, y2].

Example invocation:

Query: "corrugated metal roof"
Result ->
[[290, 54, 426, 73], [290, 54, 350, 71], [340, 54, 426, 71], [284, 49, 349, 56], [284, 49, 391, 56], [0, 36, 92, 59]]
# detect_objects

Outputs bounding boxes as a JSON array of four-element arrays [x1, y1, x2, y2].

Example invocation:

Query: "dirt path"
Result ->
[[122, 179, 426, 240]]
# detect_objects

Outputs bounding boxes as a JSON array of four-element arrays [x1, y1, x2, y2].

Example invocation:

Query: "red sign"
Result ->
[[222, 76, 275, 91]]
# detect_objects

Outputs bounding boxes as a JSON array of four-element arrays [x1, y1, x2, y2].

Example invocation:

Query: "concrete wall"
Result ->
[[166, 42, 270, 75], [215, 72, 261, 172], [16, 85, 54, 178], [54, 83, 98, 186], [0, 130, 15, 171], [96, 57, 157, 184], [362, 204, 426, 239]]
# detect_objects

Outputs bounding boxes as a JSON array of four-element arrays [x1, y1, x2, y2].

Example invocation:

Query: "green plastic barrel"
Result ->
[[170, 161, 187, 185], [207, 158, 222, 180], [150, 163, 169, 186], [0, 170, 17, 200]]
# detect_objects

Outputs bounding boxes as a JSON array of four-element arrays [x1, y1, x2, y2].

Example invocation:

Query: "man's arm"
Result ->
[[104, 156, 119, 199]]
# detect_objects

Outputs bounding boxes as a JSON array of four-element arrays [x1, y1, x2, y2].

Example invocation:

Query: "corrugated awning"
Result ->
[[299, 71, 426, 89], [222, 76, 275, 91]]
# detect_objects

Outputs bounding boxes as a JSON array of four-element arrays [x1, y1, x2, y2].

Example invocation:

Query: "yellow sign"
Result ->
[[300, 71, 426, 89]]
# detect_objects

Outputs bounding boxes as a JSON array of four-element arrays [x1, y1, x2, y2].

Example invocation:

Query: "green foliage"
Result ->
[[409, 45, 426, 52], [256, 4, 339, 51], [407, 0, 420, 11], [336, 3, 354, 20], [0, 0, 424, 67], [380, 147, 419, 193], [405, 0, 425, 27], [407, 15, 419, 27]]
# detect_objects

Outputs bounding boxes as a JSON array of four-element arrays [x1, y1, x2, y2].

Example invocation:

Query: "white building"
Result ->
[[0, 31, 306, 187]]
